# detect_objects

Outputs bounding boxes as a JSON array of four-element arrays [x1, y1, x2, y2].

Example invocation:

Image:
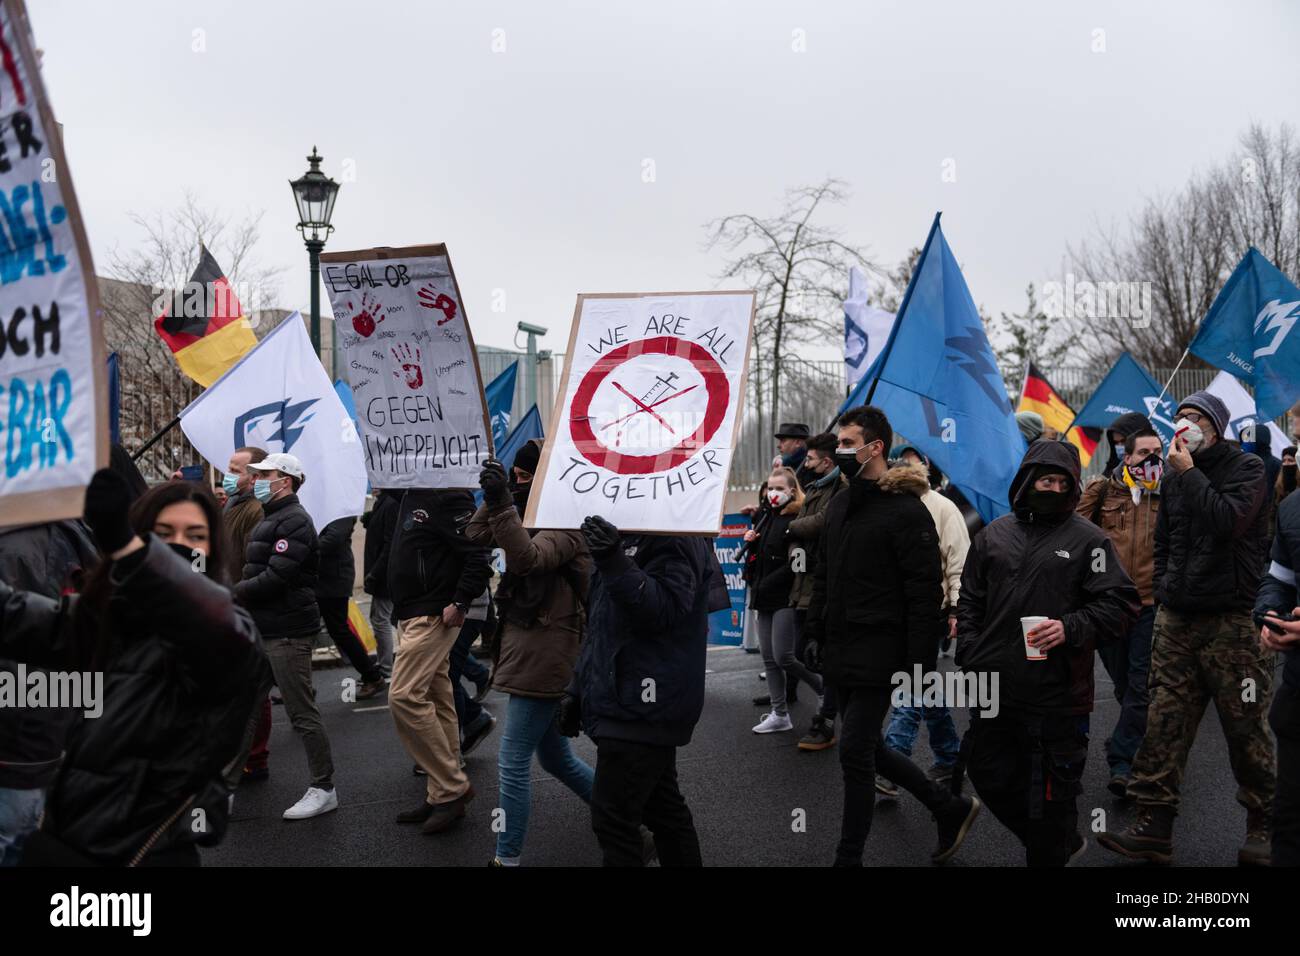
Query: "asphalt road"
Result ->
[[207, 644, 1269, 868]]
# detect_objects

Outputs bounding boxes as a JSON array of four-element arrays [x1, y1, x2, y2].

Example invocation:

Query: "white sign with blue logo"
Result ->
[[0, 0, 107, 526]]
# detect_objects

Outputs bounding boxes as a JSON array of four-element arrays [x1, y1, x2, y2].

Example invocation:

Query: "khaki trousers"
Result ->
[[390, 615, 469, 804]]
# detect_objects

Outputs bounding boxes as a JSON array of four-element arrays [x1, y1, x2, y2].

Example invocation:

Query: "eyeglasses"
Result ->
[[1180, 410, 1204, 423]]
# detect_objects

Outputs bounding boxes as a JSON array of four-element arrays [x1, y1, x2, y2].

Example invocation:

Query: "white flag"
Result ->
[[842, 266, 896, 389], [179, 314, 367, 530], [1204, 370, 1289, 454]]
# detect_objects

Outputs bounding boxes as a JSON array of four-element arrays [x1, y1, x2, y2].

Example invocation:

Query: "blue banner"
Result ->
[[841, 214, 1024, 524], [1189, 248, 1300, 420], [475, 404, 544, 506], [709, 513, 748, 645], [1067, 352, 1176, 445], [485, 361, 519, 449], [107, 352, 121, 447]]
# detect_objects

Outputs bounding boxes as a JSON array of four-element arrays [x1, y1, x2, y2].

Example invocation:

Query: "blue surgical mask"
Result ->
[[253, 478, 280, 503], [222, 473, 240, 496]]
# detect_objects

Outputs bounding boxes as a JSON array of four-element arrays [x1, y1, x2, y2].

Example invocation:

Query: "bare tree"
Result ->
[[992, 283, 1078, 372], [1067, 123, 1299, 371], [102, 193, 283, 477], [705, 178, 878, 439]]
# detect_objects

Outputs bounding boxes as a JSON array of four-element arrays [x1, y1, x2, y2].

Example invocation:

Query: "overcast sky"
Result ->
[[31, 0, 1300, 360]]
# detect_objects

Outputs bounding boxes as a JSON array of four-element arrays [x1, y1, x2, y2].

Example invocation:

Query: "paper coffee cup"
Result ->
[[1021, 616, 1049, 661]]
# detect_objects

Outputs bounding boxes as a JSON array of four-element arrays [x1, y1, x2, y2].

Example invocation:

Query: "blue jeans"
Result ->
[[885, 703, 962, 769], [1099, 604, 1156, 777], [496, 695, 595, 861], [0, 787, 45, 867]]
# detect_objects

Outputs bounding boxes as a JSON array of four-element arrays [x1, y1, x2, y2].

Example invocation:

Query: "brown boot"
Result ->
[[1238, 808, 1271, 867], [1098, 804, 1174, 864]]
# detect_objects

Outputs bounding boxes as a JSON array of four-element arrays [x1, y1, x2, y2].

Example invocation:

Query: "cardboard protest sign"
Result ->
[[319, 244, 491, 489], [526, 291, 755, 534], [0, 0, 107, 526]]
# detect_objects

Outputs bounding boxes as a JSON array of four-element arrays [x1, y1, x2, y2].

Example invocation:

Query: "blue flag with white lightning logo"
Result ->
[[485, 361, 519, 448], [842, 214, 1023, 524], [1067, 352, 1176, 446], [1189, 248, 1300, 420], [474, 404, 544, 507]]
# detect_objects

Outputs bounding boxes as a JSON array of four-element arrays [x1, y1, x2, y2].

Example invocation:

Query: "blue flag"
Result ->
[[485, 361, 519, 449], [107, 352, 121, 446], [475, 404, 544, 506], [842, 214, 1024, 524], [1067, 352, 1176, 446], [1188, 248, 1300, 419]]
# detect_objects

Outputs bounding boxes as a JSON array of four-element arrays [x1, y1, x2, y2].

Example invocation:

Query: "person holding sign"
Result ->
[[467, 446, 595, 867], [558, 517, 711, 866]]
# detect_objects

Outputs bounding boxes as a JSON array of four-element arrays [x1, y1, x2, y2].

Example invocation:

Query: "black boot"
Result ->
[[1098, 804, 1174, 864], [931, 794, 981, 864], [1239, 808, 1271, 867]]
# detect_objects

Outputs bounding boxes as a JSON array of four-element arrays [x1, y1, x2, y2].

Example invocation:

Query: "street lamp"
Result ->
[[289, 146, 340, 356]]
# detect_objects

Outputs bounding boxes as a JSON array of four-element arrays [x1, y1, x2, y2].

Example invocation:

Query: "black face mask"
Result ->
[[165, 541, 209, 572], [1025, 489, 1070, 515]]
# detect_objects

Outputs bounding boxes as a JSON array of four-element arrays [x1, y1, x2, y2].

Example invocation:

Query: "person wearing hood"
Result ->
[[957, 439, 1139, 866], [1077, 424, 1163, 798], [467, 440, 595, 866], [804, 405, 981, 866], [881, 444, 970, 789], [1097, 411, 1154, 479], [787, 432, 848, 751], [1100, 390, 1274, 866], [1277, 445, 1298, 505]]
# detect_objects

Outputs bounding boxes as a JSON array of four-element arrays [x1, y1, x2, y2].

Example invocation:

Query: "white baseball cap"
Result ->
[[247, 452, 305, 480]]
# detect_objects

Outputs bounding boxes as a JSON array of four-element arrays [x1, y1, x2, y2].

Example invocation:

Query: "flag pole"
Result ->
[[1153, 346, 1191, 411], [131, 415, 181, 462]]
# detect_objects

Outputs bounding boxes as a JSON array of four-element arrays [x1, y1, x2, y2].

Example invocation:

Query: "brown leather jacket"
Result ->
[[1077, 474, 1160, 606], [466, 501, 591, 699]]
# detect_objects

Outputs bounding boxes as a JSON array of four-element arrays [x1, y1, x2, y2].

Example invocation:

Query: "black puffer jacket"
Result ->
[[956, 441, 1140, 715], [572, 534, 712, 747], [314, 516, 357, 600], [388, 489, 492, 620], [808, 464, 945, 688], [0, 538, 267, 864], [1154, 438, 1268, 614], [361, 490, 401, 597], [0, 521, 99, 789], [749, 506, 797, 613], [233, 495, 320, 641]]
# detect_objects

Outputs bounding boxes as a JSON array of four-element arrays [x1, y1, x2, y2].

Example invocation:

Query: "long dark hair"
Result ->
[[74, 481, 230, 670]]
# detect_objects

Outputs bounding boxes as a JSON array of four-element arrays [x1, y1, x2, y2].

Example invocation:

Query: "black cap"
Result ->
[[774, 422, 810, 440], [512, 439, 542, 476]]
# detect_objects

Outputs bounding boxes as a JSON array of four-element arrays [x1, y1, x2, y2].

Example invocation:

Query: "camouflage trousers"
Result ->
[[1128, 606, 1275, 814]]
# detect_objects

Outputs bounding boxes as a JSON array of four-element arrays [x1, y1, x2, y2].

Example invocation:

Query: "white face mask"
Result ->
[[1175, 418, 1205, 454], [767, 489, 792, 509]]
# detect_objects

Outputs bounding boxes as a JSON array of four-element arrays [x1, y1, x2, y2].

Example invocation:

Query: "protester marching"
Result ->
[[3, 9, 1300, 937]]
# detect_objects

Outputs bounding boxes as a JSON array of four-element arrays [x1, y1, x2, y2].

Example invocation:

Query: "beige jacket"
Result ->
[[884, 463, 968, 610]]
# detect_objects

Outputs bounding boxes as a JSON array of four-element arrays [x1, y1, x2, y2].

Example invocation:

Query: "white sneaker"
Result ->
[[283, 787, 338, 820], [752, 711, 794, 734]]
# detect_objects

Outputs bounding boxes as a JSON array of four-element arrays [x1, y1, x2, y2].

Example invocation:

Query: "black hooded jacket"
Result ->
[[956, 441, 1140, 715], [1102, 411, 1154, 477], [0, 538, 267, 863], [1154, 438, 1267, 613]]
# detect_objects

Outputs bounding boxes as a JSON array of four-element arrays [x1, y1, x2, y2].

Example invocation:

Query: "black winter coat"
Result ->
[[361, 490, 401, 597], [808, 465, 946, 688], [0, 521, 98, 789], [388, 489, 492, 620], [0, 538, 267, 864], [314, 516, 357, 600], [956, 440, 1140, 715], [1254, 490, 1300, 691], [572, 534, 711, 747], [1155, 439, 1268, 614], [233, 495, 320, 641], [749, 508, 797, 613]]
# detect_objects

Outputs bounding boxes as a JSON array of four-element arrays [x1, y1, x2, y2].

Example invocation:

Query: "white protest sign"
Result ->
[[0, 0, 107, 526], [319, 244, 491, 489], [526, 291, 755, 533]]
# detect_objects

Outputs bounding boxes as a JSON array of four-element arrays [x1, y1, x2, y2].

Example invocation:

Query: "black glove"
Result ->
[[479, 459, 511, 508], [580, 515, 621, 562], [83, 468, 136, 555], [556, 693, 582, 738]]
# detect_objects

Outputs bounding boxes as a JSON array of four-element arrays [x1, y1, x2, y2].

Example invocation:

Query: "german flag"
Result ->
[[1017, 361, 1101, 467], [154, 248, 257, 387]]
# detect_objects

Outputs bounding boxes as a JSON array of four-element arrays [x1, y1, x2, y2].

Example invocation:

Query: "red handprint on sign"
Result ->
[[392, 343, 424, 390], [417, 284, 458, 326], [348, 292, 386, 338]]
